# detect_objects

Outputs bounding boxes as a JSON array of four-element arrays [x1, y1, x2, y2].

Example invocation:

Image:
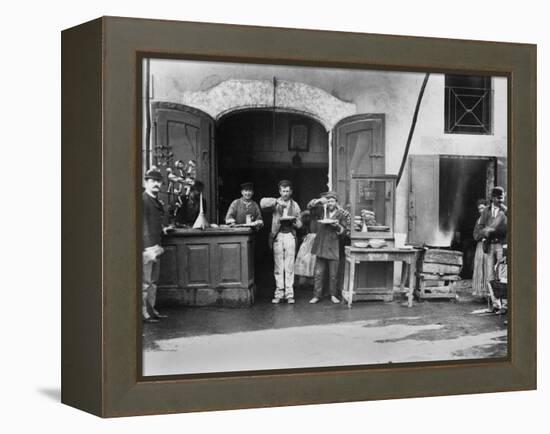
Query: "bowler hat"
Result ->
[[144, 168, 163, 182]]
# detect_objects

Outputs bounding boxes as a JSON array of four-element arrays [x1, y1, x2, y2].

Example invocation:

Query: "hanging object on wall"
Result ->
[[152, 143, 174, 168], [291, 152, 303, 168]]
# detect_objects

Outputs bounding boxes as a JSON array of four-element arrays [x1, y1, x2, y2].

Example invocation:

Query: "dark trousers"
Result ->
[[313, 257, 339, 298], [143, 255, 161, 318]]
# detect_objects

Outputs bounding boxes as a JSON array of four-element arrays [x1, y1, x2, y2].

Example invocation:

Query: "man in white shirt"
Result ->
[[260, 180, 303, 304]]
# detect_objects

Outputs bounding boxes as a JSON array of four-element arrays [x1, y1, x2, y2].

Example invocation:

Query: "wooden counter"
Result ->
[[157, 227, 255, 307]]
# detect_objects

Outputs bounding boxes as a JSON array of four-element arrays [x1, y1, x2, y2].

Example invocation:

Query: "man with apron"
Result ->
[[225, 182, 263, 229]]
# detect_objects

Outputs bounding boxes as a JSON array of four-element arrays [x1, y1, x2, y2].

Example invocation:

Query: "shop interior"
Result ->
[[216, 110, 329, 298]]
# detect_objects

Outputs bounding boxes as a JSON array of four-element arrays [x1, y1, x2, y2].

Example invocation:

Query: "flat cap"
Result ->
[[240, 182, 254, 190], [278, 179, 293, 189], [321, 191, 338, 200]]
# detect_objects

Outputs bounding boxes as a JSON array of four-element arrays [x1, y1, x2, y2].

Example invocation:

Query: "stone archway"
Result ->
[[180, 79, 356, 131], [180, 79, 356, 189]]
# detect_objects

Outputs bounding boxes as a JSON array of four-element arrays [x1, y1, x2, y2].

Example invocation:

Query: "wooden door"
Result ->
[[408, 155, 439, 245], [332, 114, 385, 206], [152, 102, 216, 221]]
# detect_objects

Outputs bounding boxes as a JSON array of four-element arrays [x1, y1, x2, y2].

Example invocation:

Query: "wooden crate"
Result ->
[[416, 249, 462, 300]]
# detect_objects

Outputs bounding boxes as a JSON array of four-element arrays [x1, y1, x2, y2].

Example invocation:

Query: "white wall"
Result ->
[[149, 61, 507, 160]]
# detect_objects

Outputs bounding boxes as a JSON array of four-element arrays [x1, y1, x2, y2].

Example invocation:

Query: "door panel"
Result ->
[[157, 245, 178, 286], [216, 242, 243, 285], [408, 155, 439, 245], [152, 102, 216, 221], [181, 243, 211, 287], [166, 120, 200, 164], [332, 114, 385, 206]]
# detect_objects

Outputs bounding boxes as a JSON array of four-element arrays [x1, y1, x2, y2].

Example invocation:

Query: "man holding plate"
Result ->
[[260, 180, 302, 304], [308, 191, 350, 304]]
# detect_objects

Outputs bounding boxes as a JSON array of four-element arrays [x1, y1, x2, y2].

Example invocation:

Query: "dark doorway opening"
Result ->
[[439, 156, 495, 278], [217, 110, 329, 299]]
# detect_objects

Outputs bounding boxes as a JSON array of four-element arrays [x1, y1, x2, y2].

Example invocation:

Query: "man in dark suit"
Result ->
[[142, 168, 172, 323], [477, 186, 507, 309]]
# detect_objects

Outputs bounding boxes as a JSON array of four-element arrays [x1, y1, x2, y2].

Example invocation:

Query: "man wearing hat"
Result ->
[[260, 180, 302, 304], [225, 182, 263, 229], [142, 168, 172, 323], [307, 192, 350, 304], [477, 186, 507, 309]]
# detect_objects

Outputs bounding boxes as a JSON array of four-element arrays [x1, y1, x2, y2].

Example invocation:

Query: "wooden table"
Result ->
[[341, 246, 421, 308]]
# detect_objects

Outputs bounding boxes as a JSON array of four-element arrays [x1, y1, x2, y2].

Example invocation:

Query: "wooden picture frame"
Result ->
[[62, 16, 536, 417]]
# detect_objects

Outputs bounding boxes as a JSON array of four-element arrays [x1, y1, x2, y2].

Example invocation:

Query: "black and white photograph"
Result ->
[[140, 58, 509, 377]]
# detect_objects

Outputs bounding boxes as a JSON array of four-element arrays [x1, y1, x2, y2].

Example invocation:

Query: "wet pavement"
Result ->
[[142, 281, 508, 376]]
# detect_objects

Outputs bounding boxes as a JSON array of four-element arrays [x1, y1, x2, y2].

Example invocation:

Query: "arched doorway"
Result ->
[[217, 109, 329, 216], [216, 109, 329, 298]]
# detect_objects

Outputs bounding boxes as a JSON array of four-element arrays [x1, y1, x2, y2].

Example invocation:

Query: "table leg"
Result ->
[[400, 261, 407, 293], [343, 258, 350, 302], [348, 259, 356, 309], [408, 259, 415, 307]]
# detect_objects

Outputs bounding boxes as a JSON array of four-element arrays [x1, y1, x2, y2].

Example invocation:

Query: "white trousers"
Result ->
[[273, 232, 296, 299]]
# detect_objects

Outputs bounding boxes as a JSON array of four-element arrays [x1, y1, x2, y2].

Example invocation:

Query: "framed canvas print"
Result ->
[[61, 16, 536, 417]]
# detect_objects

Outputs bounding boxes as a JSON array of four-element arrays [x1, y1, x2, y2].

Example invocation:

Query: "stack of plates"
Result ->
[[369, 239, 388, 248], [318, 219, 337, 224]]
